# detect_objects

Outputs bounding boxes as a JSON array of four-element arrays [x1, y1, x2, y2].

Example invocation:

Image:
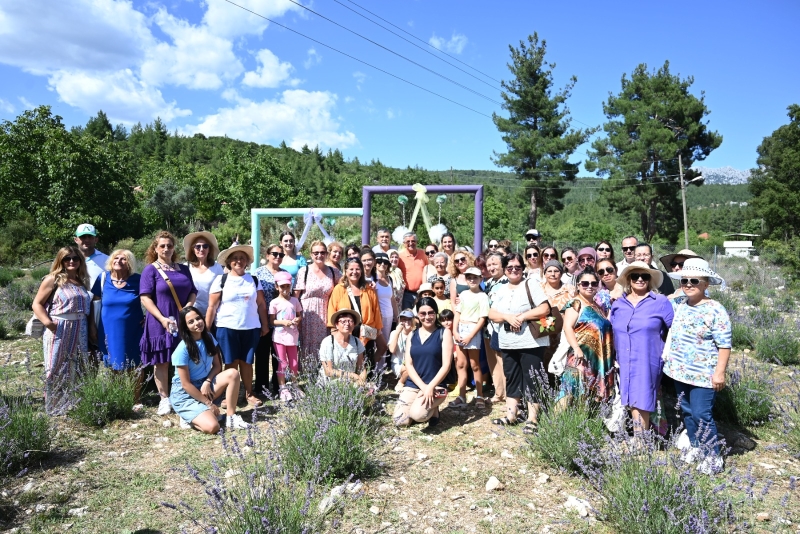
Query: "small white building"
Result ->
[[723, 233, 759, 258]]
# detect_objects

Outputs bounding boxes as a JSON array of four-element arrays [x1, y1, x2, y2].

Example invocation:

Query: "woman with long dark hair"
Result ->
[[279, 231, 306, 287]]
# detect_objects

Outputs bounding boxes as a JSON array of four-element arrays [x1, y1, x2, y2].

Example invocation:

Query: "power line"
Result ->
[[283, 0, 503, 106], [339, 0, 501, 85], [330, 0, 501, 92], [222, 0, 493, 119]]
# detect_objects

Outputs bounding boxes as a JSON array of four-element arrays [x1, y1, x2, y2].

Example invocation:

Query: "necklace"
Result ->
[[155, 260, 175, 271]]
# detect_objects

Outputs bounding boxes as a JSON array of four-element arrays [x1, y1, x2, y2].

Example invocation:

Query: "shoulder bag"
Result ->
[[548, 299, 581, 376], [26, 285, 57, 339], [155, 264, 185, 310], [524, 279, 563, 340], [347, 287, 378, 340]]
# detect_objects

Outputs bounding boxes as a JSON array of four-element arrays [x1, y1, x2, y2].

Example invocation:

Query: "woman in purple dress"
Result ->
[[609, 261, 673, 435], [140, 231, 197, 416]]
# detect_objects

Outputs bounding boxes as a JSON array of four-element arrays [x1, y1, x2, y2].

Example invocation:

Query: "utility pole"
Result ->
[[679, 155, 689, 250]]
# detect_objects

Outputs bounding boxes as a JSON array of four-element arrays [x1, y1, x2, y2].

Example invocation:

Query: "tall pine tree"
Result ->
[[493, 33, 595, 229]]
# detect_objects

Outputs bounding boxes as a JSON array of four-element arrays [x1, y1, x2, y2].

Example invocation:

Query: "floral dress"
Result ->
[[295, 265, 341, 359], [43, 282, 92, 415], [557, 298, 615, 402], [541, 282, 575, 370]]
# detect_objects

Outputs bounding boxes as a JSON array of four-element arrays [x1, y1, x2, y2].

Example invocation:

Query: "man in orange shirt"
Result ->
[[398, 232, 427, 309]]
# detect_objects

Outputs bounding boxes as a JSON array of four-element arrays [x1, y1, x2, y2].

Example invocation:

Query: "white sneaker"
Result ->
[[681, 446, 700, 464], [157, 397, 172, 416], [675, 430, 691, 451], [226, 414, 251, 430], [179, 417, 192, 429], [697, 455, 724, 475]]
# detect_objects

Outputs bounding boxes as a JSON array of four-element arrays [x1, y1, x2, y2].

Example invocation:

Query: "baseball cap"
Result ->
[[398, 309, 415, 319], [75, 223, 97, 237], [465, 267, 482, 277], [525, 229, 540, 238]]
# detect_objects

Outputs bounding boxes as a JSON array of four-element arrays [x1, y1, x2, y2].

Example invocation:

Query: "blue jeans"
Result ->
[[402, 290, 417, 310], [673, 381, 719, 455]]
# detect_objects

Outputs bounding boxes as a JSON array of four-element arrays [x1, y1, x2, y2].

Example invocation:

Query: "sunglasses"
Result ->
[[543, 253, 556, 259], [579, 281, 600, 288], [680, 278, 703, 286], [622, 246, 637, 252], [454, 257, 467, 264], [596, 267, 616, 276], [629, 272, 651, 282], [269, 251, 286, 258], [418, 311, 436, 317], [426, 250, 436, 256], [505, 265, 523, 272], [578, 257, 594, 264], [526, 235, 538, 240], [63, 255, 81, 263], [597, 247, 611, 252], [376, 259, 390, 266], [562, 256, 575, 262], [670, 261, 685, 268], [194, 244, 210, 250], [488, 243, 499, 248], [312, 250, 328, 256], [526, 253, 539, 259]]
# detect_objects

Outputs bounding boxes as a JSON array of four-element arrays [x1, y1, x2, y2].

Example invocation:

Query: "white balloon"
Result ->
[[392, 226, 409, 245]]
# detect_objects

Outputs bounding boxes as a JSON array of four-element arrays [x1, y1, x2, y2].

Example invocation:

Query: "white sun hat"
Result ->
[[668, 257, 724, 285]]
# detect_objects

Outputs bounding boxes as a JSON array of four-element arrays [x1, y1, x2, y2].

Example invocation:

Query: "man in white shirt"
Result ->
[[372, 227, 392, 254], [74, 223, 109, 288], [616, 235, 638, 271]]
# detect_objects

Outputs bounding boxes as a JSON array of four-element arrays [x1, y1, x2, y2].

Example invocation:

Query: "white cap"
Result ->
[[75, 223, 97, 237]]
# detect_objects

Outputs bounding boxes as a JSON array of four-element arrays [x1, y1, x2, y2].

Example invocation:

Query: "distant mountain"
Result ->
[[693, 166, 750, 185]]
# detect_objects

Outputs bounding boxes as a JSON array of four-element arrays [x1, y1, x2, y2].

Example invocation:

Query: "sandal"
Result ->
[[492, 417, 519, 426], [246, 394, 263, 407], [475, 397, 486, 409], [522, 421, 538, 435], [449, 396, 467, 408]]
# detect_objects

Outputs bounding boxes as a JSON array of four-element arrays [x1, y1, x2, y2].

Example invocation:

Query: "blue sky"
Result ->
[[1, 0, 797, 174]]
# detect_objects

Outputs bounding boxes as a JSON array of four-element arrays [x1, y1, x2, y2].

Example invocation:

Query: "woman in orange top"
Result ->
[[328, 258, 387, 368]]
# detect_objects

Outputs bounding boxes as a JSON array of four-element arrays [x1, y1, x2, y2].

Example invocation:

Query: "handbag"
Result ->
[[347, 287, 378, 340], [602, 373, 626, 433], [26, 286, 57, 339], [524, 280, 563, 340], [547, 299, 581, 376]]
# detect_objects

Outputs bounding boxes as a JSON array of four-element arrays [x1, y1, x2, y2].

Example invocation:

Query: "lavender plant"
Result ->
[[0, 393, 51, 475], [755, 330, 800, 365], [730, 321, 755, 350], [165, 419, 345, 534], [69, 358, 139, 427], [713, 360, 773, 427], [278, 378, 383, 483]]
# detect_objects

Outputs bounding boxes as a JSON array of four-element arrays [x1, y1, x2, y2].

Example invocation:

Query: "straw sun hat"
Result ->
[[618, 261, 664, 287], [183, 231, 220, 260]]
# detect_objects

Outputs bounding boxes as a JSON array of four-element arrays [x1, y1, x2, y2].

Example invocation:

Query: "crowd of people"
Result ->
[[32, 224, 732, 473]]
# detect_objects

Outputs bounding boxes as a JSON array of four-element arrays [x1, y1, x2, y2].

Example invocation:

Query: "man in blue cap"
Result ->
[[74, 223, 109, 288]]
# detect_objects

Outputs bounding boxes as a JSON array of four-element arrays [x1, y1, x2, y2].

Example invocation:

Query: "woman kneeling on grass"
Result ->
[[170, 306, 250, 433], [393, 297, 453, 428]]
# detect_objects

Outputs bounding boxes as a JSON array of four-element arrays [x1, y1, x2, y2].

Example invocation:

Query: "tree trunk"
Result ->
[[529, 188, 538, 229]]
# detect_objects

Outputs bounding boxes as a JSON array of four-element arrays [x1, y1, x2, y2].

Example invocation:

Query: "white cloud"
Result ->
[[386, 109, 395, 120], [0, 0, 154, 73], [18, 97, 35, 109], [141, 9, 243, 90], [304, 48, 322, 69], [242, 49, 294, 88], [184, 89, 357, 149], [0, 98, 14, 113], [428, 32, 468, 54], [344, 96, 355, 104], [353, 71, 367, 90], [48, 69, 191, 123], [202, 0, 300, 39]]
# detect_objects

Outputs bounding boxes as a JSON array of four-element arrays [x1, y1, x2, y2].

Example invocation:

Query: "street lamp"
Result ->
[[679, 154, 704, 249]]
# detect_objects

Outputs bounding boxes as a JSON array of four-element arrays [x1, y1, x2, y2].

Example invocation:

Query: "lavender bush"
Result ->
[[0, 393, 51, 475], [165, 420, 345, 534], [755, 330, 800, 365], [69, 358, 139, 427], [730, 322, 755, 350], [279, 378, 383, 483], [713, 361, 773, 427]]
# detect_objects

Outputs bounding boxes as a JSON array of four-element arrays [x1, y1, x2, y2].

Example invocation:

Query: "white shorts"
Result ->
[[457, 322, 482, 350]]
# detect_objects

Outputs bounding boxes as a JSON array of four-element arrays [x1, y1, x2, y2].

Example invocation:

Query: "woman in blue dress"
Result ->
[[91, 249, 145, 404]]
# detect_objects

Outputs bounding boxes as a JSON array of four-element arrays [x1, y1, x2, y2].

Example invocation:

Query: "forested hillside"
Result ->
[[0, 106, 760, 265]]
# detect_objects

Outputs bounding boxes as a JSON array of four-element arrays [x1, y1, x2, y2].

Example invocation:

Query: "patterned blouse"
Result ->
[[663, 300, 732, 388]]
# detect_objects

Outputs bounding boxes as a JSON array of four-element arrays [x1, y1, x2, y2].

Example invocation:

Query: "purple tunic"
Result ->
[[609, 292, 673, 412], [139, 263, 197, 366]]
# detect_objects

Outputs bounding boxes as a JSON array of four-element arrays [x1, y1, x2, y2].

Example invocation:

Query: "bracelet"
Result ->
[[204, 378, 211, 383]]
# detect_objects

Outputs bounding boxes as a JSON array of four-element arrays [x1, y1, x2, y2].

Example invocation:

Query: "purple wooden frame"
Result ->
[[361, 185, 484, 254]]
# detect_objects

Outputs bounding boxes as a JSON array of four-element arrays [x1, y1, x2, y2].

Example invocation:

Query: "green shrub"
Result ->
[[744, 286, 764, 307], [279, 380, 383, 483], [30, 265, 51, 281], [0, 268, 24, 288], [751, 306, 781, 328], [0, 395, 52, 474], [731, 322, 755, 349], [70, 365, 138, 427], [755, 331, 800, 365], [528, 398, 605, 473], [714, 365, 773, 427], [774, 293, 795, 313], [710, 288, 739, 316]]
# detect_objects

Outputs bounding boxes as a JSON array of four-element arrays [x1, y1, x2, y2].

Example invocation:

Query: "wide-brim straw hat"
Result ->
[[668, 257, 724, 285], [183, 231, 220, 260], [217, 245, 254, 267], [660, 248, 701, 271], [618, 261, 664, 287], [330, 308, 362, 327]]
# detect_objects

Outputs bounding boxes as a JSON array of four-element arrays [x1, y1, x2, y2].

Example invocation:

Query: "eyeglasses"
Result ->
[[579, 281, 600, 288], [454, 257, 467, 264], [311, 250, 327, 256], [526, 235, 538, 240], [597, 247, 611, 252], [488, 243, 499, 248], [578, 257, 594, 264], [596, 267, 616, 276], [157, 243, 174, 249], [376, 259, 390, 266], [269, 251, 286, 258], [526, 253, 539, 259], [505, 265, 523, 272], [543, 253, 556, 259], [629, 272, 651, 282], [194, 244, 210, 250], [670, 261, 685, 268], [63, 255, 81, 263], [562, 256, 575, 263], [426, 250, 436, 256], [680, 278, 703, 286], [418, 311, 436, 317], [405, 240, 417, 245], [622, 246, 637, 252]]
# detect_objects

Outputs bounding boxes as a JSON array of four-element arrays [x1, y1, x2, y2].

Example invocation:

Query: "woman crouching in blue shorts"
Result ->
[[170, 306, 250, 433]]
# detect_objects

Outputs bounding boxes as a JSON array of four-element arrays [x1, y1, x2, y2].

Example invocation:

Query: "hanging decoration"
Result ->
[[393, 194, 410, 245], [392, 184, 447, 245], [287, 218, 298, 230], [429, 194, 449, 244], [296, 208, 335, 248]]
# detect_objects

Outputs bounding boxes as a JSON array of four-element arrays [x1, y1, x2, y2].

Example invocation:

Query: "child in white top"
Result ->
[[453, 267, 489, 408], [388, 309, 416, 391], [268, 272, 303, 402]]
